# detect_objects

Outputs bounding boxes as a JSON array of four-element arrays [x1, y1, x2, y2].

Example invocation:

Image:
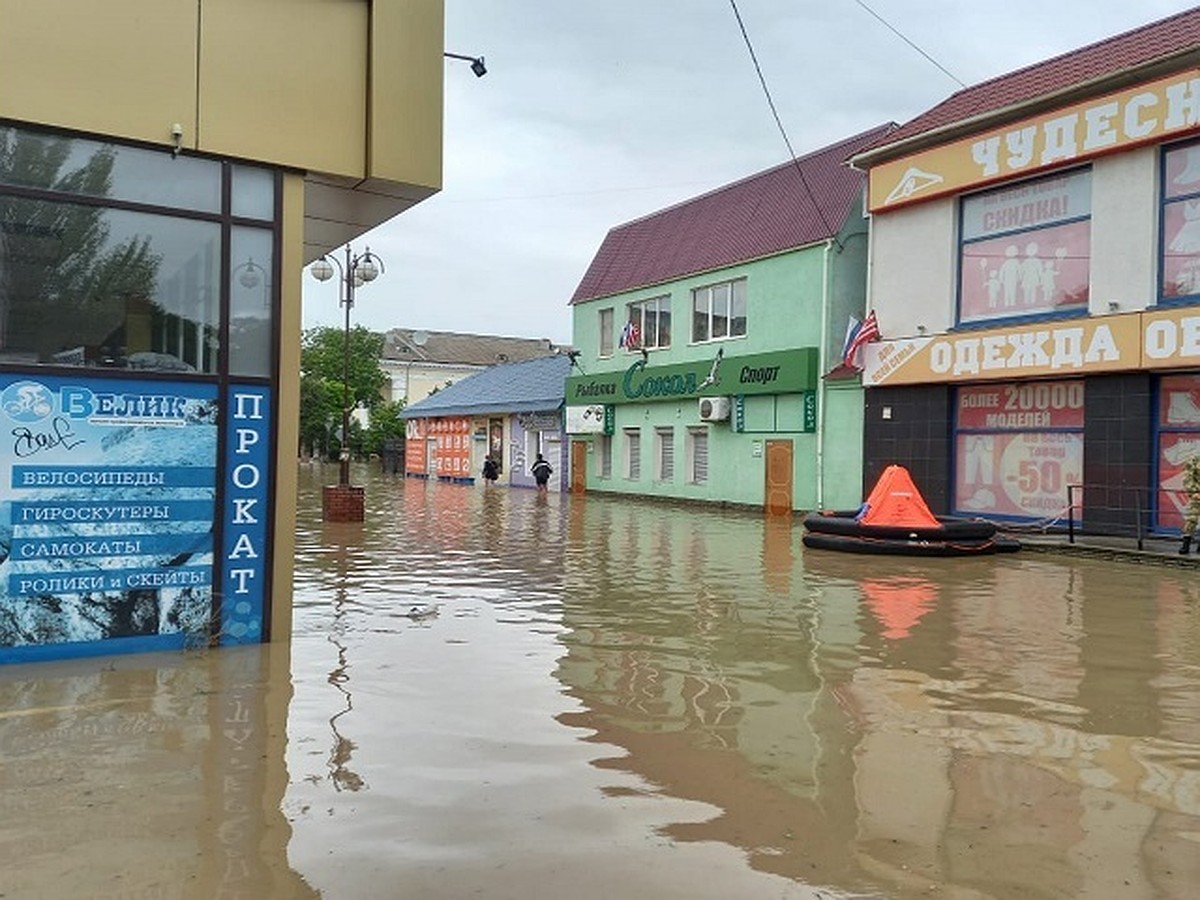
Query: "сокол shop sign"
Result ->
[[564, 348, 818, 405]]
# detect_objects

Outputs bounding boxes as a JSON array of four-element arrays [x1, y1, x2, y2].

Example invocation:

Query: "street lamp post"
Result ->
[[310, 245, 384, 521]]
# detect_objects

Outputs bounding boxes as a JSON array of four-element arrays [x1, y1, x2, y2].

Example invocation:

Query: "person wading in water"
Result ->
[[531, 453, 552, 493]]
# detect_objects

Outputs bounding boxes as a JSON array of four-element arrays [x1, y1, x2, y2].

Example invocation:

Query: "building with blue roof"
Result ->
[[401, 354, 573, 490]]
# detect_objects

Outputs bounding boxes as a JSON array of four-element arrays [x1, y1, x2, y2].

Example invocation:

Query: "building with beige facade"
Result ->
[[852, 8, 1200, 540], [0, 0, 445, 662]]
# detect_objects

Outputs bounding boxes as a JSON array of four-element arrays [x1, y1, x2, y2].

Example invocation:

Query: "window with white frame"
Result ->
[[692, 278, 747, 343], [686, 427, 708, 484], [655, 427, 674, 481], [622, 295, 670, 350], [597, 434, 612, 478], [958, 168, 1091, 324], [599, 307, 614, 357], [624, 428, 641, 479]]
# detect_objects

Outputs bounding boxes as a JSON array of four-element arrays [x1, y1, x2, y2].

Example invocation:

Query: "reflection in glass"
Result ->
[[0, 126, 221, 212], [0, 196, 220, 372], [229, 227, 274, 378], [231, 165, 276, 220]]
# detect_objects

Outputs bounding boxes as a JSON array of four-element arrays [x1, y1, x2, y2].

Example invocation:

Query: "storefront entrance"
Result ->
[[765, 440, 793, 516]]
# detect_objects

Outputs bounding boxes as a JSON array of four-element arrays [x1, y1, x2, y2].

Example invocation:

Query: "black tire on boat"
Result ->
[[802, 512, 997, 542], [801, 531, 1020, 556]]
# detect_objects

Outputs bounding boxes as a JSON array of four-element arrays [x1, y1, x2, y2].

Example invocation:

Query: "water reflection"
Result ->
[[548, 491, 1200, 897], [0, 644, 317, 898], [325, 543, 364, 794], [3, 466, 1198, 898]]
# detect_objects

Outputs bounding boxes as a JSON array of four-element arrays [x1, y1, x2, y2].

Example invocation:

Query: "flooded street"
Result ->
[[3, 464, 1200, 899]]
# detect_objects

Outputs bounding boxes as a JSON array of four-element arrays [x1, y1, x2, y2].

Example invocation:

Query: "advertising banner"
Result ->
[[1156, 373, 1200, 530], [1157, 432, 1200, 529], [956, 381, 1084, 430], [431, 416, 472, 478], [1141, 307, 1200, 369], [404, 418, 428, 475], [955, 431, 1082, 518], [868, 67, 1200, 211], [1, 374, 218, 661], [862, 315, 1142, 386], [220, 385, 271, 645], [959, 220, 1090, 323], [565, 405, 608, 434]]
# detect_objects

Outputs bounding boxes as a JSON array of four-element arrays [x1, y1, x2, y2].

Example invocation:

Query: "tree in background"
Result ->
[[298, 375, 341, 460], [300, 325, 404, 461], [363, 400, 406, 458]]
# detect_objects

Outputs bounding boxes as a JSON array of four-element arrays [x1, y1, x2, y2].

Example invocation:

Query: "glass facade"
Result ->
[[0, 124, 280, 663], [0, 125, 277, 376]]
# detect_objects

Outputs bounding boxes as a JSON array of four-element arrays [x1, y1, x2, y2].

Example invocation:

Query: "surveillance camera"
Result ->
[[170, 123, 183, 138]]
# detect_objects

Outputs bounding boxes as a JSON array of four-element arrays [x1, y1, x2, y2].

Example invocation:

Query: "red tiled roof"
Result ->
[[861, 7, 1200, 159], [569, 123, 897, 304]]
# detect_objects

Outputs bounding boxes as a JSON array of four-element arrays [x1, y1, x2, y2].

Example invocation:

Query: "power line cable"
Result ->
[[852, 0, 966, 88], [727, 0, 841, 246]]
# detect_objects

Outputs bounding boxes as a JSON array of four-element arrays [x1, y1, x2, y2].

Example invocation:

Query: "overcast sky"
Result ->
[[300, 0, 1200, 346]]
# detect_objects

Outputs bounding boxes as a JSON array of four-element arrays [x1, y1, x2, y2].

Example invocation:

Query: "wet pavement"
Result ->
[[2, 463, 1199, 899]]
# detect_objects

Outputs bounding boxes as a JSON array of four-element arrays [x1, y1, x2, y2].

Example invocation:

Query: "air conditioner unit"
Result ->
[[698, 396, 731, 422]]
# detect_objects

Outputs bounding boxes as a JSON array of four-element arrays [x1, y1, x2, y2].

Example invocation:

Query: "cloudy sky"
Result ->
[[301, 0, 1199, 346]]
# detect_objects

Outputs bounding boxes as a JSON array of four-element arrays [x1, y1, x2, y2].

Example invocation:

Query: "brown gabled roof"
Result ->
[[381, 328, 558, 367], [859, 7, 1200, 161], [569, 123, 897, 305]]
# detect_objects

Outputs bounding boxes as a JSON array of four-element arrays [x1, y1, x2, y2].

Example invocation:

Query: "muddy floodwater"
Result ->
[[2, 464, 1199, 899]]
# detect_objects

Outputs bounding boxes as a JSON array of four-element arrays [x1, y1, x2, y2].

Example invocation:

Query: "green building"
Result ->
[[565, 125, 894, 512]]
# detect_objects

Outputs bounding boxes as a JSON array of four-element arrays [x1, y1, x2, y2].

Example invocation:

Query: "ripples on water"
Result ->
[[283, 465, 1200, 899], [1, 464, 1198, 899]]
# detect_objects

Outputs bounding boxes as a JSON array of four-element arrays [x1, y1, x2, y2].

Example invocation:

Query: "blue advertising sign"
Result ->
[[0, 374, 218, 662], [220, 385, 271, 645]]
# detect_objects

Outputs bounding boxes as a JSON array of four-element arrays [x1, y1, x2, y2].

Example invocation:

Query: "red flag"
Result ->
[[844, 310, 880, 369]]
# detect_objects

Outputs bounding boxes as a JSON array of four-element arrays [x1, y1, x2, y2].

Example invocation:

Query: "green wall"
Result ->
[[569, 231, 866, 511]]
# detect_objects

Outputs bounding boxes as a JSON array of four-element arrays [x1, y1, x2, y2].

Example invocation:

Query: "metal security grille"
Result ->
[[657, 428, 674, 481], [690, 428, 708, 484]]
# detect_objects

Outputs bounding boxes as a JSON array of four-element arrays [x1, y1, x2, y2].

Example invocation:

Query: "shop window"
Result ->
[[0, 196, 221, 372], [953, 380, 1084, 519], [1161, 141, 1200, 301], [0, 128, 222, 213], [692, 278, 746, 343], [622, 296, 670, 351], [0, 124, 277, 377], [687, 427, 708, 484], [229, 227, 273, 378], [624, 427, 641, 479], [958, 169, 1091, 325], [655, 427, 674, 481], [598, 307, 614, 357], [1155, 374, 1200, 529]]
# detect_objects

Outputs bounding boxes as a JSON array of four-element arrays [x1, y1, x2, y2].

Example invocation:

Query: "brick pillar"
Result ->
[[323, 484, 365, 522]]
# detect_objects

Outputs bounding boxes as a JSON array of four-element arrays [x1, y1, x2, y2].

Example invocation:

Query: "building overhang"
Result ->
[[303, 173, 438, 263]]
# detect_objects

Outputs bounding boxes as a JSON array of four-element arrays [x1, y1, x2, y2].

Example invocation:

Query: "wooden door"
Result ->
[[764, 440, 793, 516], [571, 441, 589, 493]]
